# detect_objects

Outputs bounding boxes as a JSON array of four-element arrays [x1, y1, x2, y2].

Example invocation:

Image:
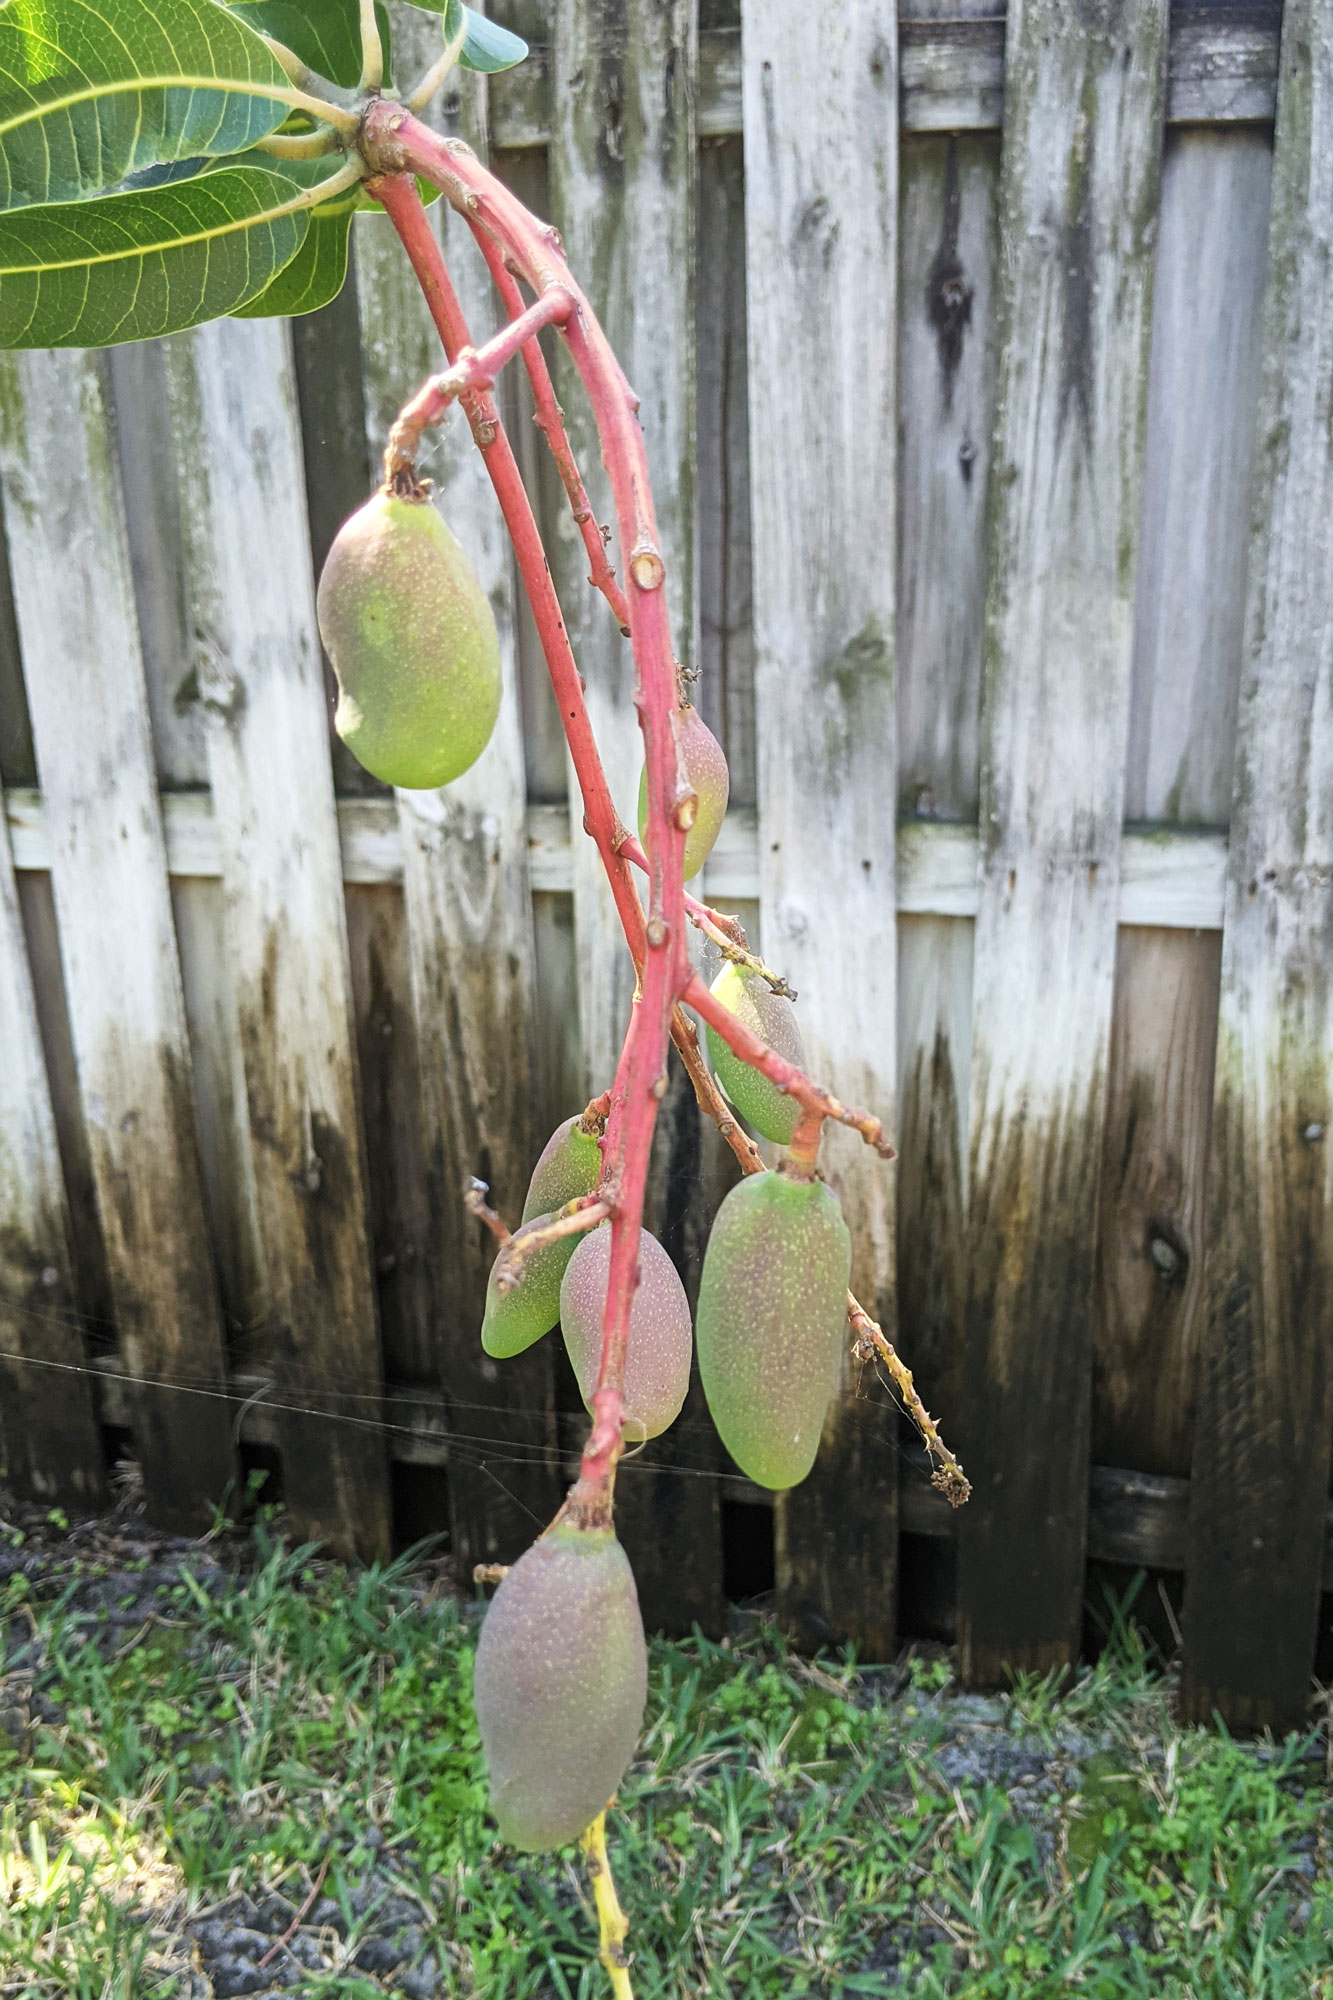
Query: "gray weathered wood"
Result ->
[[108, 344, 267, 1350], [0, 774, 105, 1508], [743, 0, 899, 1656], [8, 785, 1231, 926], [164, 319, 391, 1562], [1183, 0, 1333, 1733], [956, 0, 1167, 1683], [697, 134, 755, 808], [0, 350, 235, 1531], [1096, 128, 1271, 1486], [355, 10, 557, 1567], [487, 15, 1283, 148]]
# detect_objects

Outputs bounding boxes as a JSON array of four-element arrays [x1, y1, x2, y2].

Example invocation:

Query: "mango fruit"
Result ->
[[522, 1114, 603, 1224], [637, 702, 729, 880], [481, 1214, 567, 1359], [473, 1520, 647, 1851], [560, 1224, 692, 1440], [481, 1115, 604, 1360], [705, 963, 806, 1145], [696, 1170, 851, 1489], [316, 488, 501, 790]]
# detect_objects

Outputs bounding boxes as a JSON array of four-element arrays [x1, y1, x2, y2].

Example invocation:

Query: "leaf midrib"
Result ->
[[0, 162, 358, 274], [0, 74, 332, 141]]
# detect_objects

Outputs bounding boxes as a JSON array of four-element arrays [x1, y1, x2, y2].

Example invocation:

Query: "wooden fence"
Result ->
[[0, 0, 1330, 1731]]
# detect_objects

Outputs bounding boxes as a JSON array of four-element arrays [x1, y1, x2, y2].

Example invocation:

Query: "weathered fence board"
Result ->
[[895, 130, 997, 1443], [0, 775, 104, 1508], [1183, 0, 1333, 1733], [0, 351, 235, 1532], [355, 14, 558, 1567], [956, 0, 1167, 1683], [489, 9, 1283, 147], [165, 320, 391, 1562], [743, 0, 900, 1655], [1094, 127, 1272, 1481]]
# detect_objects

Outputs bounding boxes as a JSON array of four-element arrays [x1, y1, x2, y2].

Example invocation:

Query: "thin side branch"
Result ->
[[683, 972, 895, 1161], [406, 0, 469, 113], [850, 1299, 972, 1507], [463, 1179, 511, 1245], [383, 287, 575, 488], [492, 1197, 611, 1292], [468, 224, 633, 634], [580, 1812, 634, 1999]]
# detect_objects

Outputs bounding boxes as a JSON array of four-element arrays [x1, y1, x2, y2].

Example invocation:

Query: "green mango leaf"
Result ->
[[0, 0, 304, 210], [0, 164, 320, 346], [226, 0, 393, 92], [231, 152, 361, 315], [402, 0, 527, 74]]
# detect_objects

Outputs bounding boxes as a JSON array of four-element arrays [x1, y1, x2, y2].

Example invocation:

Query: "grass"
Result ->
[[0, 1524, 1330, 1997]]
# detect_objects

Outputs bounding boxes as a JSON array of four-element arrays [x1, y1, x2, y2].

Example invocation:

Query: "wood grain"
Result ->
[[743, 0, 900, 1656], [0, 350, 235, 1531], [1095, 127, 1272, 1485], [956, 0, 1167, 1683], [1183, 0, 1333, 1732], [356, 10, 557, 1567], [165, 319, 390, 1562], [0, 774, 104, 1508]]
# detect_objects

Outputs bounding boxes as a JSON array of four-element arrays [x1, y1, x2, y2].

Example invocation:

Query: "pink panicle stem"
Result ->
[[467, 223, 633, 636], [367, 133, 690, 1493], [383, 285, 573, 481]]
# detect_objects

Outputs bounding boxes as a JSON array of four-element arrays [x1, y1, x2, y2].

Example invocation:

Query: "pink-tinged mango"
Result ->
[[637, 703, 730, 880], [704, 963, 806, 1146], [696, 1170, 851, 1489], [560, 1225, 692, 1440], [316, 489, 501, 790], [473, 1520, 647, 1851]]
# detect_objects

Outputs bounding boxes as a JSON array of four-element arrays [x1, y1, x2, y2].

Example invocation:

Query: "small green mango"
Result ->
[[481, 1115, 604, 1360], [522, 1114, 603, 1224], [316, 488, 501, 790], [473, 1519, 647, 1852], [481, 1214, 567, 1358], [704, 962, 806, 1145], [696, 1170, 851, 1490], [560, 1224, 692, 1440], [637, 702, 729, 880]]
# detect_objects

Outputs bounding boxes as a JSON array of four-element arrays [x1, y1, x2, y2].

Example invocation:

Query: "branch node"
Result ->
[[629, 544, 665, 592]]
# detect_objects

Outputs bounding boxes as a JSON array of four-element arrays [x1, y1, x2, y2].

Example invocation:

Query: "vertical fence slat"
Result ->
[[956, 0, 1167, 1681], [1183, 0, 1333, 1732], [0, 776, 104, 1507], [550, 0, 722, 1631], [0, 351, 235, 1531], [1094, 132, 1272, 1480], [165, 320, 391, 1562], [895, 132, 999, 1441], [355, 12, 558, 1567], [743, 0, 900, 1655]]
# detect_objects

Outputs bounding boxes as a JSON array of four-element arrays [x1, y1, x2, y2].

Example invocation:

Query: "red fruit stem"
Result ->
[[683, 972, 895, 1161], [382, 283, 574, 482], [467, 224, 633, 636], [367, 138, 690, 1491]]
